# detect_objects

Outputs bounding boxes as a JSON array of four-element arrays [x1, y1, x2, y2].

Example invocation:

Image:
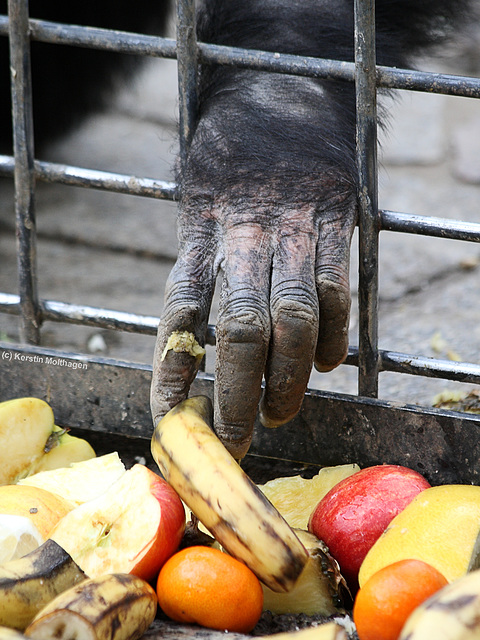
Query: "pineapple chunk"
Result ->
[[258, 464, 361, 529]]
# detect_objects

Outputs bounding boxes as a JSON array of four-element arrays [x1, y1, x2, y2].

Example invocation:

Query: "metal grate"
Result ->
[[1, 0, 480, 482]]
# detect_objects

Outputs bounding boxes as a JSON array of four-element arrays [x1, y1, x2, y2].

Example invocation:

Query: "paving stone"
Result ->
[[378, 91, 447, 166]]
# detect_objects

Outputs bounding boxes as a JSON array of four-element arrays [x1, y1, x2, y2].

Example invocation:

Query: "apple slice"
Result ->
[[0, 397, 56, 484], [19, 452, 126, 506], [48, 464, 185, 582], [30, 425, 96, 474]]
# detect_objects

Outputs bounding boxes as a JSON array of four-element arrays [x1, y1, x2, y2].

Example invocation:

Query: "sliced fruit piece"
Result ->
[[258, 464, 361, 529], [359, 484, 480, 587], [19, 452, 126, 507], [0, 485, 73, 540], [261, 529, 349, 616], [48, 463, 185, 581], [29, 426, 96, 474], [0, 514, 44, 565], [0, 398, 55, 485]]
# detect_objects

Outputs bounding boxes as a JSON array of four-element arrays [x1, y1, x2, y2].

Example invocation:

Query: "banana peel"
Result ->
[[399, 568, 480, 639], [0, 539, 87, 631], [25, 573, 157, 640]]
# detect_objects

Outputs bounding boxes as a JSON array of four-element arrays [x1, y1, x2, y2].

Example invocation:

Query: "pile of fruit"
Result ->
[[0, 396, 479, 640]]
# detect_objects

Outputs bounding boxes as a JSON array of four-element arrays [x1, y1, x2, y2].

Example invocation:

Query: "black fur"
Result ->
[[184, 0, 472, 194], [0, 0, 171, 154], [0, 0, 471, 167]]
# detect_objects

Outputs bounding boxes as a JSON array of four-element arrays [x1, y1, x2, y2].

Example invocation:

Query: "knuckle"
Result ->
[[271, 294, 319, 336]]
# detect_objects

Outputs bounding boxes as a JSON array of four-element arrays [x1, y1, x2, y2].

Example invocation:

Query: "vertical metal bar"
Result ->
[[8, 0, 40, 344], [354, 0, 380, 397], [176, 0, 198, 174]]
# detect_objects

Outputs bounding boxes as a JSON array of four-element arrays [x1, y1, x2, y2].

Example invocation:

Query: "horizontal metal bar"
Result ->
[[0, 155, 177, 200], [380, 210, 480, 242], [1, 293, 478, 383], [0, 293, 217, 344], [0, 15, 177, 58], [1, 15, 480, 97], [379, 349, 480, 384], [1, 159, 479, 244], [1, 341, 479, 485], [198, 41, 355, 83], [344, 346, 480, 385], [377, 65, 480, 97], [0, 292, 160, 334]]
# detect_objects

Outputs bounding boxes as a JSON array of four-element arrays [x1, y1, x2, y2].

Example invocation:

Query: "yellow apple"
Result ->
[[0, 484, 74, 539]]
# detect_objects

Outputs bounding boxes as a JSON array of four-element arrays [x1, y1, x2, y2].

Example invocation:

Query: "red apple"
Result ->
[[307, 464, 430, 592], [48, 463, 185, 582]]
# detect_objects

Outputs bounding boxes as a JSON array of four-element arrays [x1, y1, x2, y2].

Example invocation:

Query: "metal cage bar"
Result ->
[[1, 0, 480, 394], [7, 0, 39, 345], [354, 0, 380, 397]]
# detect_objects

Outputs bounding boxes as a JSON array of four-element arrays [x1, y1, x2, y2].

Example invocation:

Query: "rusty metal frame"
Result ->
[[1, 0, 480, 482]]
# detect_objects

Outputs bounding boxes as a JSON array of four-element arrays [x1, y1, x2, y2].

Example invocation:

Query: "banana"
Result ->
[[151, 395, 309, 593], [399, 568, 480, 639], [0, 539, 87, 631], [24, 573, 157, 640]]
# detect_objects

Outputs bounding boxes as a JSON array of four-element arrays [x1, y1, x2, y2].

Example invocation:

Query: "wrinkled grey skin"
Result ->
[[150, 0, 470, 459], [151, 69, 358, 458]]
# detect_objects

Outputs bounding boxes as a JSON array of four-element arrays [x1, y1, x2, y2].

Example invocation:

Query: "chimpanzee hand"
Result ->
[[150, 145, 357, 459]]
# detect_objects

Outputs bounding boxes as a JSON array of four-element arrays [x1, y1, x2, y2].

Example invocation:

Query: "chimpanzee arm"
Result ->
[[151, 0, 472, 458]]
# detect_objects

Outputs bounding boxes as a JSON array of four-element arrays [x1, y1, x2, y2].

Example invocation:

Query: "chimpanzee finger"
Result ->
[[213, 223, 272, 459], [150, 240, 217, 427], [259, 229, 319, 429], [314, 220, 353, 372]]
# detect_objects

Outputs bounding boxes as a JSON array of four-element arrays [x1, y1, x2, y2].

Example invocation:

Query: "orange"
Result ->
[[156, 545, 264, 633], [353, 558, 448, 640]]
